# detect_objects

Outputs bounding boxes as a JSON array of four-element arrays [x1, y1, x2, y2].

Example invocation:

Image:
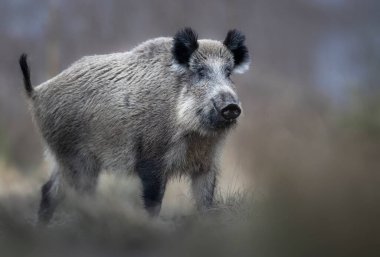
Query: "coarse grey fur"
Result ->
[[21, 28, 250, 224]]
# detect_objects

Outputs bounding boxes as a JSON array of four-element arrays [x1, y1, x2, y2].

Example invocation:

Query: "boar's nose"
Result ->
[[221, 103, 241, 120]]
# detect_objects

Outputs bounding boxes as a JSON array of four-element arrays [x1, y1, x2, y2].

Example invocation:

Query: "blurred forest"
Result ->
[[0, 0, 379, 256]]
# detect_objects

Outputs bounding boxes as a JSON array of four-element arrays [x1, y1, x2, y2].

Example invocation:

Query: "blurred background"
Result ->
[[0, 0, 379, 256]]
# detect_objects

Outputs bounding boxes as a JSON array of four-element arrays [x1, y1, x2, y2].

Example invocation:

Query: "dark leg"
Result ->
[[136, 159, 167, 216], [38, 172, 64, 225]]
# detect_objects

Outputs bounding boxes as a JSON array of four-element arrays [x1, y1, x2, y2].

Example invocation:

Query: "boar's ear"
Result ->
[[224, 29, 250, 74], [172, 27, 199, 67]]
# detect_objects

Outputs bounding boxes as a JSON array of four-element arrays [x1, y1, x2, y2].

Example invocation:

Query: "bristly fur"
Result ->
[[19, 53, 33, 97], [223, 30, 249, 68], [172, 27, 199, 66]]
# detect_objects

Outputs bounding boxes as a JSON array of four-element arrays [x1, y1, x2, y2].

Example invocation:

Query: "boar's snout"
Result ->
[[210, 91, 242, 128], [221, 103, 241, 120]]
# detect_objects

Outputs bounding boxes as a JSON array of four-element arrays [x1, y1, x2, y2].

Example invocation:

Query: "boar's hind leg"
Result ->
[[38, 170, 64, 225], [38, 153, 101, 225], [136, 159, 167, 217]]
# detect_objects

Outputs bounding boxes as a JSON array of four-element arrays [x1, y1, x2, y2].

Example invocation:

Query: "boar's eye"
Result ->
[[197, 67, 207, 78]]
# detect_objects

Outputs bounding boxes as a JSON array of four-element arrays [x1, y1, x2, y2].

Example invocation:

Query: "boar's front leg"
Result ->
[[136, 159, 167, 217], [191, 164, 217, 212]]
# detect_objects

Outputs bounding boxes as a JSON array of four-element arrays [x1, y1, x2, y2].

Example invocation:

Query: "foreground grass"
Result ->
[[1, 181, 378, 257], [0, 185, 251, 257]]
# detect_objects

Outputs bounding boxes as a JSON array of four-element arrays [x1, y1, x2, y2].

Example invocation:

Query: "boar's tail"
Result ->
[[19, 53, 34, 98]]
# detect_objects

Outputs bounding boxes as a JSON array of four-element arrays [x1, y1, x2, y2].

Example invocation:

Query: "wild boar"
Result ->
[[19, 28, 250, 224]]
